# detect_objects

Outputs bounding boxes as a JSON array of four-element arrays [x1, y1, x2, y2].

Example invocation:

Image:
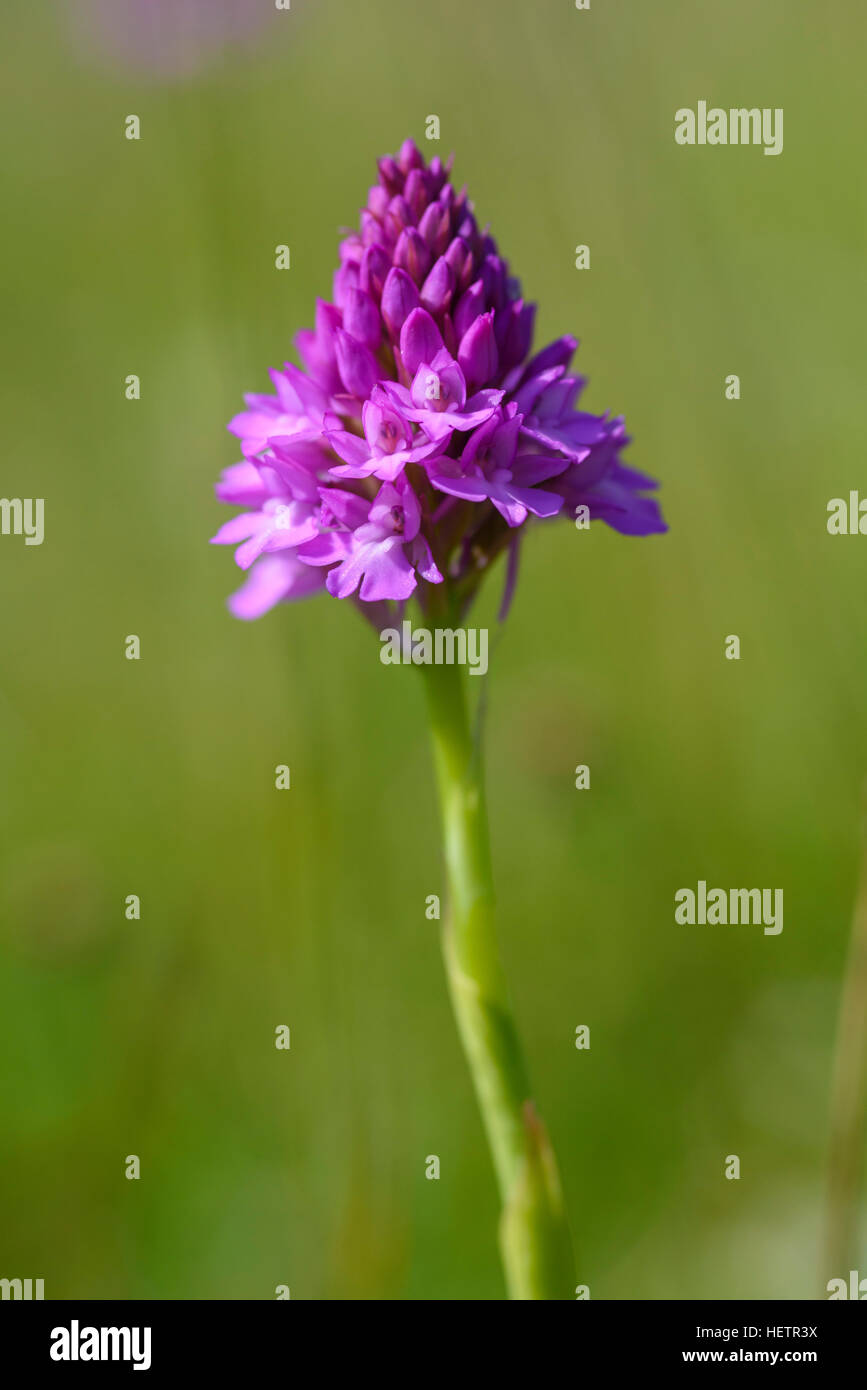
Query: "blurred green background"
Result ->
[[0, 0, 865, 1299]]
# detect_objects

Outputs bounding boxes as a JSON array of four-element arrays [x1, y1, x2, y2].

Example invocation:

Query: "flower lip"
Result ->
[[410, 358, 465, 413]]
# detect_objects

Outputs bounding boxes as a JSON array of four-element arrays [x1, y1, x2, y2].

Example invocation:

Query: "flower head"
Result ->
[[213, 139, 665, 620]]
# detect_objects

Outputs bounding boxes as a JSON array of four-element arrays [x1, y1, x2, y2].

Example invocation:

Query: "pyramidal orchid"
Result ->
[[212, 140, 665, 1299]]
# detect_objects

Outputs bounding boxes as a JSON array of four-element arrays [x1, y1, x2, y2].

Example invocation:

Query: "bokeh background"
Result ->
[[0, 0, 865, 1300]]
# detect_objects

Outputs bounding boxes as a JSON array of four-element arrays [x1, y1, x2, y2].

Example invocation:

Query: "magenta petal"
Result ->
[[318, 486, 370, 531], [381, 267, 421, 338], [429, 472, 490, 504], [297, 531, 352, 566], [358, 539, 417, 602], [228, 555, 325, 620], [444, 236, 472, 294], [523, 335, 578, 380], [410, 535, 443, 585], [458, 311, 499, 389], [420, 256, 454, 315], [215, 461, 269, 507], [335, 328, 379, 399], [505, 485, 563, 519], [490, 495, 528, 527], [332, 262, 359, 309], [326, 543, 369, 599], [609, 461, 658, 490], [235, 512, 317, 570], [453, 280, 485, 341], [343, 289, 381, 350], [418, 200, 451, 256], [210, 513, 261, 546], [359, 244, 390, 299], [511, 453, 572, 487], [577, 478, 668, 536], [268, 434, 329, 477], [400, 308, 445, 377], [394, 227, 432, 285], [324, 429, 372, 471], [512, 365, 565, 416], [461, 388, 505, 424], [521, 411, 608, 461], [501, 301, 536, 371]]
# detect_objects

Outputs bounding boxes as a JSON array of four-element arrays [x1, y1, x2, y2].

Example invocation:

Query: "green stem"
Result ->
[[824, 794, 867, 1286], [420, 655, 575, 1299]]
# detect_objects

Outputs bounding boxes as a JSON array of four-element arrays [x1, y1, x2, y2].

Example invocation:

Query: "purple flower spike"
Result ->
[[213, 140, 665, 618]]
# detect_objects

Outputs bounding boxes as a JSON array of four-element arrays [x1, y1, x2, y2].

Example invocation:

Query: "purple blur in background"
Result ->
[[69, 0, 279, 77]]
